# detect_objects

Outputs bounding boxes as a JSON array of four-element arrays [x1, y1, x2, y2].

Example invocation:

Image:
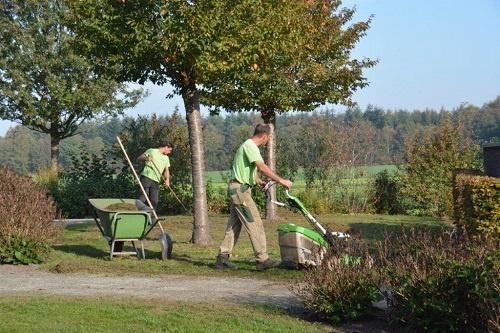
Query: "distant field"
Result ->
[[206, 165, 398, 190], [206, 170, 231, 183]]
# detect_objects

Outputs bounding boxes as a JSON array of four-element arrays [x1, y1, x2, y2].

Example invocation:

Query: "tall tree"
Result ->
[[0, 0, 143, 171], [204, 0, 375, 219], [70, 0, 298, 244]]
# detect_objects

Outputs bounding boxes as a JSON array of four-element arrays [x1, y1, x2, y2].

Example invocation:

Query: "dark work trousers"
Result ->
[[138, 175, 160, 211]]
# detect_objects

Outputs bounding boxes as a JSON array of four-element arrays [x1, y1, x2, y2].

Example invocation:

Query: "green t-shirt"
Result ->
[[230, 139, 263, 186], [141, 148, 170, 183]]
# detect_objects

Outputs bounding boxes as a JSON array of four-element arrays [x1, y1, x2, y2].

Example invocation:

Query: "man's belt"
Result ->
[[229, 179, 252, 192]]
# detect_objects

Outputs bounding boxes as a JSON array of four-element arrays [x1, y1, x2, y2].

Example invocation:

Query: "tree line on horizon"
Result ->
[[0, 97, 498, 176]]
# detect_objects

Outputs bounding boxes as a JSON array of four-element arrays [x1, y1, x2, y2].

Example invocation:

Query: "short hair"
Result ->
[[253, 124, 271, 136], [160, 142, 174, 149]]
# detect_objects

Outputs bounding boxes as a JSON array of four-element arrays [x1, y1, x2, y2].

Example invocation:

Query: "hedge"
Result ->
[[453, 173, 500, 238]]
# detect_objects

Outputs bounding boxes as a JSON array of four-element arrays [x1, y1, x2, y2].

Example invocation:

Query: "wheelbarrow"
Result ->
[[88, 198, 173, 259]]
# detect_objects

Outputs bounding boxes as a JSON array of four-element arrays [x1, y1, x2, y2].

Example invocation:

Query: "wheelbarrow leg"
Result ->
[[140, 240, 145, 259], [110, 240, 115, 260], [131, 241, 142, 260]]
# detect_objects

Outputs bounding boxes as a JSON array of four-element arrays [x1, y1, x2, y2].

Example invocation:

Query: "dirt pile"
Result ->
[[105, 203, 138, 211]]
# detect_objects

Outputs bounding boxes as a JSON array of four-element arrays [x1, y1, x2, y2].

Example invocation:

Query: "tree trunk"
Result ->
[[182, 87, 212, 246], [262, 110, 277, 220], [50, 135, 60, 172]]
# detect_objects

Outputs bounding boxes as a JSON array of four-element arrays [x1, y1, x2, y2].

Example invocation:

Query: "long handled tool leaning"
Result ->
[[116, 136, 173, 260], [148, 158, 189, 213]]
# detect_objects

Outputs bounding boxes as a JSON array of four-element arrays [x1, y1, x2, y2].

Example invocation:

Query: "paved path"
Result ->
[[0, 265, 298, 309]]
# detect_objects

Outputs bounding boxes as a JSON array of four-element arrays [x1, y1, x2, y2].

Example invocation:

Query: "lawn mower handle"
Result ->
[[263, 180, 350, 241], [262, 181, 291, 206]]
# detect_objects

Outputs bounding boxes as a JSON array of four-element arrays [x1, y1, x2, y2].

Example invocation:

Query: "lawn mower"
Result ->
[[263, 181, 349, 267]]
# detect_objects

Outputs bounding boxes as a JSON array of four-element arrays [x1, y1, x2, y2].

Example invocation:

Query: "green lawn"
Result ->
[[0, 297, 331, 333], [43, 209, 446, 280]]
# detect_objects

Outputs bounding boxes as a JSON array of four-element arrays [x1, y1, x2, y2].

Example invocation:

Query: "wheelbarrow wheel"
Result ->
[[159, 233, 173, 260]]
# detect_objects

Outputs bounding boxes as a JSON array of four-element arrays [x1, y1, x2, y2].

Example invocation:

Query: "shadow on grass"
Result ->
[[171, 255, 272, 272], [170, 255, 254, 270], [64, 223, 96, 232], [54, 244, 108, 258], [349, 222, 449, 243], [53, 244, 158, 259], [229, 294, 302, 311]]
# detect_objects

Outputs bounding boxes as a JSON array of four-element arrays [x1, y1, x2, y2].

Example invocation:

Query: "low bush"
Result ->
[[453, 173, 500, 239], [206, 180, 228, 214], [293, 238, 381, 324], [0, 167, 61, 264], [373, 170, 403, 214], [378, 229, 499, 332], [0, 235, 51, 264], [158, 183, 192, 215], [295, 190, 333, 215], [32, 167, 59, 192]]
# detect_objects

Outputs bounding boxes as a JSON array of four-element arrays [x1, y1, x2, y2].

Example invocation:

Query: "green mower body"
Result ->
[[277, 223, 327, 267]]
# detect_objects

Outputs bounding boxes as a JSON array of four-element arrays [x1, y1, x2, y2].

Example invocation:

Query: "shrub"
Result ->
[[334, 176, 375, 214], [300, 119, 377, 214], [206, 180, 228, 214], [378, 229, 499, 332], [296, 189, 333, 215], [373, 170, 403, 214], [400, 118, 481, 217], [0, 235, 51, 264], [453, 173, 500, 239], [48, 149, 136, 218], [293, 238, 381, 325], [158, 182, 193, 215], [294, 226, 499, 331], [0, 167, 61, 264], [33, 167, 59, 192]]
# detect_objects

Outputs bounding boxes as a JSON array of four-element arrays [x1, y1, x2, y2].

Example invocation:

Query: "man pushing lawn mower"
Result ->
[[216, 124, 293, 271]]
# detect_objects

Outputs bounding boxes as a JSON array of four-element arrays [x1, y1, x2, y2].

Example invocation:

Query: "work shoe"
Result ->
[[215, 254, 238, 270], [256, 258, 281, 271]]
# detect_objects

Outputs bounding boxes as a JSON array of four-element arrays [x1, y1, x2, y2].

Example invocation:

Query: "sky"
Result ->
[[1, 0, 499, 136]]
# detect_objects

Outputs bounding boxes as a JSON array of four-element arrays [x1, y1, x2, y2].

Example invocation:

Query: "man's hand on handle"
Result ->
[[137, 153, 153, 162], [279, 179, 293, 189]]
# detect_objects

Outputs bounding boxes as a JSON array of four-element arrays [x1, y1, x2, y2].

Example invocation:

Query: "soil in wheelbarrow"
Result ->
[[105, 203, 139, 211]]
